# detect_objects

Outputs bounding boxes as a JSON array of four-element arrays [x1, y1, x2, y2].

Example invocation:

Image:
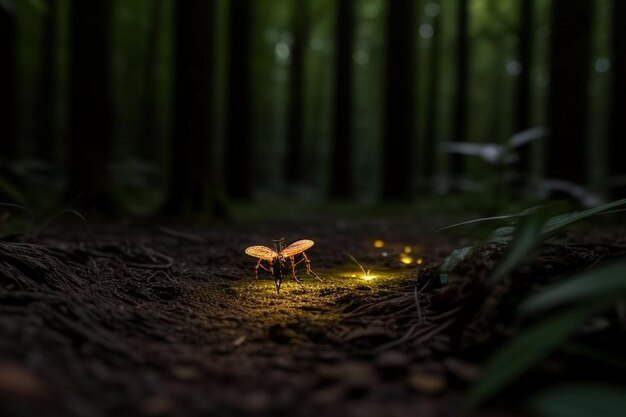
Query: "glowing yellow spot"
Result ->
[[373, 240, 385, 248], [361, 274, 376, 281], [400, 254, 413, 265], [350, 274, 357, 278], [404, 246, 412, 254], [416, 258, 424, 265]]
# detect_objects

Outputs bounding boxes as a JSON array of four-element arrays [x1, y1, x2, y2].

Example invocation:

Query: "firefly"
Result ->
[[245, 239, 322, 294]]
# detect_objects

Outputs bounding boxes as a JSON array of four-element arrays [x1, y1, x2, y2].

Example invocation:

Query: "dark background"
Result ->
[[1, 0, 625, 218], [1, 2, 626, 416]]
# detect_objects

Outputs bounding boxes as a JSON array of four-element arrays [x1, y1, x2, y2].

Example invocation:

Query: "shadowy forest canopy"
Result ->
[[1, 0, 624, 215]]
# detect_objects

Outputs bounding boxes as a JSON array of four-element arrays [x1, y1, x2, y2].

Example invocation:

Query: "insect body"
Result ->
[[245, 239, 321, 294]]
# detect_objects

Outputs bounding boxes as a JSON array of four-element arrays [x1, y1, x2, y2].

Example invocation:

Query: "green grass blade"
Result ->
[[542, 198, 626, 237], [519, 260, 626, 315], [466, 298, 616, 407], [527, 383, 626, 417], [436, 215, 524, 233], [346, 253, 367, 276]]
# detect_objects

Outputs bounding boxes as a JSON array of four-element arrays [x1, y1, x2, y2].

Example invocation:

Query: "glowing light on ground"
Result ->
[[373, 240, 385, 248], [400, 254, 413, 265], [416, 258, 424, 265], [404, 246, 412, 254], [338, 269, 405, 283]]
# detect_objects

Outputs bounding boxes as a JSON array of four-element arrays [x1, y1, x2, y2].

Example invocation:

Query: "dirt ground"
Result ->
[[0, 218, 624, 417]]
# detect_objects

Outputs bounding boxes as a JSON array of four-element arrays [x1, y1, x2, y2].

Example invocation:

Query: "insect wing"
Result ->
[[245, 246, 279, 261], [280, 239, 314, 257]]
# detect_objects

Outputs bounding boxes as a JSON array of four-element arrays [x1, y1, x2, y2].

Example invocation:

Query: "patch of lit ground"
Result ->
[[230, 266, 412, 338]]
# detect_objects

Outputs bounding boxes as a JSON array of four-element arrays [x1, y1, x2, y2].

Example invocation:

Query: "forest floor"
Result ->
[[0, 214, 625, 417]]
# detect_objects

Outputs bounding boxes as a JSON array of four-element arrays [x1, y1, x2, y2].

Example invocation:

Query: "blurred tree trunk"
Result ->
[[328, 0, 354, 199], [165, 0, 218, 215], [547, 0, 592, 185], [36, 0, 59, 163], [0, 0, 17, 163], [285, 1, 309, 185], [450, 0, 469, 182], [422, 0, 441, 191], [381, 0, 416, 201], [610, 0, 626, 198], [225, 0, 253, 200], [514, 0, 533, 174], [138, 0, 164, 162], [67, 0, 114, 210]]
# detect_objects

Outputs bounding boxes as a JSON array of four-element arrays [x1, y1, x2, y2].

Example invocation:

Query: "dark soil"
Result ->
[[0, 219, 625, 417]]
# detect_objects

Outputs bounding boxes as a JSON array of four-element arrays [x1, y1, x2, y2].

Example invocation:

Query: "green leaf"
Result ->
[[527, 383, 626, 417], [541, 198, 626, 237], [487, 213, 544, 286], [487, 226, 515, 242], [467, 299, 616, 407], [439, 246, 474, 285], [519, 260, 626, 315]]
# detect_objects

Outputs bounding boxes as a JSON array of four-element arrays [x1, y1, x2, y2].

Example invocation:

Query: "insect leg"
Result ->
[[289, 257, 304, 286], [302, 252, 322, 281], [248, 259, 271, 290]]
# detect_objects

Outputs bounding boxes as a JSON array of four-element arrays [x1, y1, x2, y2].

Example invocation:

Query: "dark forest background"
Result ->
[[1, 0, 625, 218]]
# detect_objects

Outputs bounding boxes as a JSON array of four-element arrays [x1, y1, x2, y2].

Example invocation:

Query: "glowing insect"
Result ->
[[244, 238, 322, 294]]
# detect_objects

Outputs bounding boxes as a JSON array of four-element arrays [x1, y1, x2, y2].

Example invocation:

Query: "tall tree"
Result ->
[[381, 0, 416, 200], [36, 0, 59, 162], [422, 0, 442, 191], [450, 0, 470, 181], [514, 0, 533, 173], [328, 0, 355, 199], [285, 0, 309, 185], [610, 0, 626, 197], [138, 0, 164, 162], [0, 0, 17, 164], [225, 0, 253, 200], [546, 0, 593, 185], [165, 0, 217, 214], [67, 0, 114, 210], [515, 0, 533, 134]]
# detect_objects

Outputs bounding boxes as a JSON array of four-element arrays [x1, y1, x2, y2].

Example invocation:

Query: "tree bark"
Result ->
[[285, 1, 309, 185], [67, 0, 114, 210], [422, 0, 441, 191], [138, 0, 164, 162], [328, 0, 355, 199], [381, 0, 416, 201], [516, 0, 532, 133], [610, 0, 626, 197], [225, 0, 253, 200], [514, 0, 533, 174], [36, 0, 59, 163], [450, 0, 470, 181], [546, 0, 593, 185], [165, 0, 217, 214], [0, 0, 17, 163]]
